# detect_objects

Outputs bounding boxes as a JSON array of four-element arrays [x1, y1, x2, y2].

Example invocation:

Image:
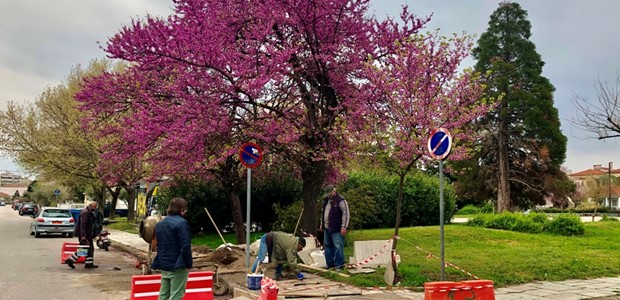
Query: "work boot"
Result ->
[[85, 264, 99, 269], [64, 259, 75, 269]]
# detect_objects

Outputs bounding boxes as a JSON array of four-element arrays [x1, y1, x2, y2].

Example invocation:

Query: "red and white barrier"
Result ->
[[60, 242, 86, 264], [130, 271, 214, 300]]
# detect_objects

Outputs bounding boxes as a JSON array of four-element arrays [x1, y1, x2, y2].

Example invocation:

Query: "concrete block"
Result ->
[[353, 240, 394, 268]]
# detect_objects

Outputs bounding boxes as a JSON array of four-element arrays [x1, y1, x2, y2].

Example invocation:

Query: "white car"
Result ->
[[29, 207, 75, 238]]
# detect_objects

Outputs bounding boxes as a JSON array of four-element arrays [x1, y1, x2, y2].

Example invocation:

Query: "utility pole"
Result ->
[[609, 162, 613, 210]]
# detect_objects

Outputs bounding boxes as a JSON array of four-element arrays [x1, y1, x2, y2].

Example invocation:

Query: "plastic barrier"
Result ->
[[424, 281, 461, 300], [130, 271, 214, 300], [424, 280, 495, 300], [60, 242, 86, 264], [459, 280, 495, 300]]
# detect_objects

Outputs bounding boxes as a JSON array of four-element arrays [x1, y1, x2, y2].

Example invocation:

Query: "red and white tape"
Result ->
[[399, 237, 480, 280], [344, 238, 394, 269]]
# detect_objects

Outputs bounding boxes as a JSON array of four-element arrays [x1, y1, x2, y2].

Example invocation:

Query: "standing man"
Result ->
[[152, 197, 192, 300], [320, 185, 350, 271], [65, 201, 98, 269], [250, 231, 306, 280]]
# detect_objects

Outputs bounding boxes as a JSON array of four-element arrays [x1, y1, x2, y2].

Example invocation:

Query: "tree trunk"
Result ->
[[497, 101, 511, 212], [230, 189, 245, 244], [93, 185, 106, 213], [126, 185, 136, 222], [300, 160, 328, 236], [221, 157, 245, 244], [390, 173, 406, 285], [107, 186, 121, 220]]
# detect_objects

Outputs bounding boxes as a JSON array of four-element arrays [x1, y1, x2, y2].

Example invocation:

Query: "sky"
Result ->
[[1, 0, 619, 175]]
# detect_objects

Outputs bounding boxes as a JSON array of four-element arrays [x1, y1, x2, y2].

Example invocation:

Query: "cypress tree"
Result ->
[[454, 1, 572, 211]]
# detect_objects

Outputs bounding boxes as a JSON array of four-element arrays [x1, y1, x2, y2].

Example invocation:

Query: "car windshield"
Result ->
[[23, 203, 35, 208], [42, 209, 71, 218]]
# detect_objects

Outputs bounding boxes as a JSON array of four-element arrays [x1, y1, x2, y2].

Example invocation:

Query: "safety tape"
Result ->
[[310, 231, 479, 280], [344, 238, 394, 269], [398, 236, 480, 280]]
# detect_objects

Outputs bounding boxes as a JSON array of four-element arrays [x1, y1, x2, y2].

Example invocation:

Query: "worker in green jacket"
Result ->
[[251, 231, 306, 280]]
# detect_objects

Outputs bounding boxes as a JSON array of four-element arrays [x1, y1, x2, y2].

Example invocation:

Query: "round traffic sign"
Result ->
[[427, 128, 452, 160], [239, 142, 263, 169]]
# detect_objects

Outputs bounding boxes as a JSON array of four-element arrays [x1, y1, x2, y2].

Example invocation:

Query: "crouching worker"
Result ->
[[251, 231, 306, 280]]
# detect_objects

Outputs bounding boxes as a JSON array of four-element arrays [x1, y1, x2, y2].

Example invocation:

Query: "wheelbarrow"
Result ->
[[193, 261, 230, 296]]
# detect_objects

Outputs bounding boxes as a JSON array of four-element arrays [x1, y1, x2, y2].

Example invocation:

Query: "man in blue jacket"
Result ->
[[152, 198, 193, 300]]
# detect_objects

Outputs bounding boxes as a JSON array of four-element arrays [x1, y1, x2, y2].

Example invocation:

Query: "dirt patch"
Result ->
[[193, 245, 249, 274]]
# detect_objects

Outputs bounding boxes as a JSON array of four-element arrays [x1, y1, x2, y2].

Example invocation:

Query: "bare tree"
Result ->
[[572, 73, 620, 139]]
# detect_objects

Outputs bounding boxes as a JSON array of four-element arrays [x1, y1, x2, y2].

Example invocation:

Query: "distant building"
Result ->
[[0, 171, 28, 186], [568, 164, 620, 209]]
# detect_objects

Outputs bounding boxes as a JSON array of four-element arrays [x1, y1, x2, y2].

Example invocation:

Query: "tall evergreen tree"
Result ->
[[454, 1, 571, 211]]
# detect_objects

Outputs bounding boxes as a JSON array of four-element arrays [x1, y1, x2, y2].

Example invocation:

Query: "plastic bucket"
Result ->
[[459, 280, 495, 300], [76, 246, 89, 257], [247, 274, 264, 290], [424, 281, 460, 300]]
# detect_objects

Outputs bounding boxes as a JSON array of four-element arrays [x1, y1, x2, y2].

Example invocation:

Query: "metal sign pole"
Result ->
[[439, 160, 445, 280], [246, 168, 251, 270]]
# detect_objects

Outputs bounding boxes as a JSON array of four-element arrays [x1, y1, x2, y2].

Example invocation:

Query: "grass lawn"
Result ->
[[340, 222, 620, 287], [106, 218, 620, 288], [191, 232, 266, 249], [105, 217, 139, 234]]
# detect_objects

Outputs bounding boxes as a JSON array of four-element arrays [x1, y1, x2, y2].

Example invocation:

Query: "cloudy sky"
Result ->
[[1, 0, 618, 175]]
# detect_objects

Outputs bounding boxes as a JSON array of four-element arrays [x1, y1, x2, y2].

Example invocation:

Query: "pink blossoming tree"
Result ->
[[364, 31, 495, 281], [78, 0, 433, 235]]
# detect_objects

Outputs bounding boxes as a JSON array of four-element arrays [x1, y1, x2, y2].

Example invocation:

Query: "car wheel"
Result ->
[[30, 229, 34, 236], [34, 232, 41, 238], [19, 211, 23, 216]]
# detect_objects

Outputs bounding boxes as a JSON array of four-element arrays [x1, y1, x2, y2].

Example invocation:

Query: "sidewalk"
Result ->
[[106, 228, 620, 300]]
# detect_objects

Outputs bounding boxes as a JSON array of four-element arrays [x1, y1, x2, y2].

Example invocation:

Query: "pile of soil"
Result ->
[[193, 245, 249, 273]]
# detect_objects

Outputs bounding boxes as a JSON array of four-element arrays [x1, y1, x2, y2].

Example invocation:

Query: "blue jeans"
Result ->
[[250, 234, 267, 273], [323, 229, 345, 268]]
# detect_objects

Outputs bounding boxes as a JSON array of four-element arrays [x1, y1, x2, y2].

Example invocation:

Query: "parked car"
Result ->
[[29, 207, 75, 238], [0, 201, 5, 206], [222, 221, 262, 233], [19, 203, 38, 216]]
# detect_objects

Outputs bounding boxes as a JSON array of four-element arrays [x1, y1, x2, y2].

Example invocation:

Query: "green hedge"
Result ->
[[338, 171, 456, 228], [467, 212, 584, 236]]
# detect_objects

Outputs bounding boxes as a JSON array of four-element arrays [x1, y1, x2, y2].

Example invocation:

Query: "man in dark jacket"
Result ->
[[320, 185, 350, 270], [152, 197, 192, 300], [65, 201, 98, 269]]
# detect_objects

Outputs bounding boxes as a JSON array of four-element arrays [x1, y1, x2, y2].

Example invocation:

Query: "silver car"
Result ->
[[29, 207, 75, 238]]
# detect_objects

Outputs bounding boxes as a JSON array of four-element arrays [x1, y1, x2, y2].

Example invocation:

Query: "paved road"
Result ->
[[0, 205, 138, 300]]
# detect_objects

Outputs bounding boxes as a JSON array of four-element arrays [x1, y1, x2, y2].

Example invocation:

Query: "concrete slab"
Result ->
[[353, 239, 393, 268]]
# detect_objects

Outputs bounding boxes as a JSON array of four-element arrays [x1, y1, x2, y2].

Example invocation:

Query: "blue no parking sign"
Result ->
[[239, 142, 263, 169], [427, 128, 452, 160]]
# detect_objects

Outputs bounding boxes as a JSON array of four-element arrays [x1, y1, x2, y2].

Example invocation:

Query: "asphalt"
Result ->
[[107, 228, 620, 300]]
